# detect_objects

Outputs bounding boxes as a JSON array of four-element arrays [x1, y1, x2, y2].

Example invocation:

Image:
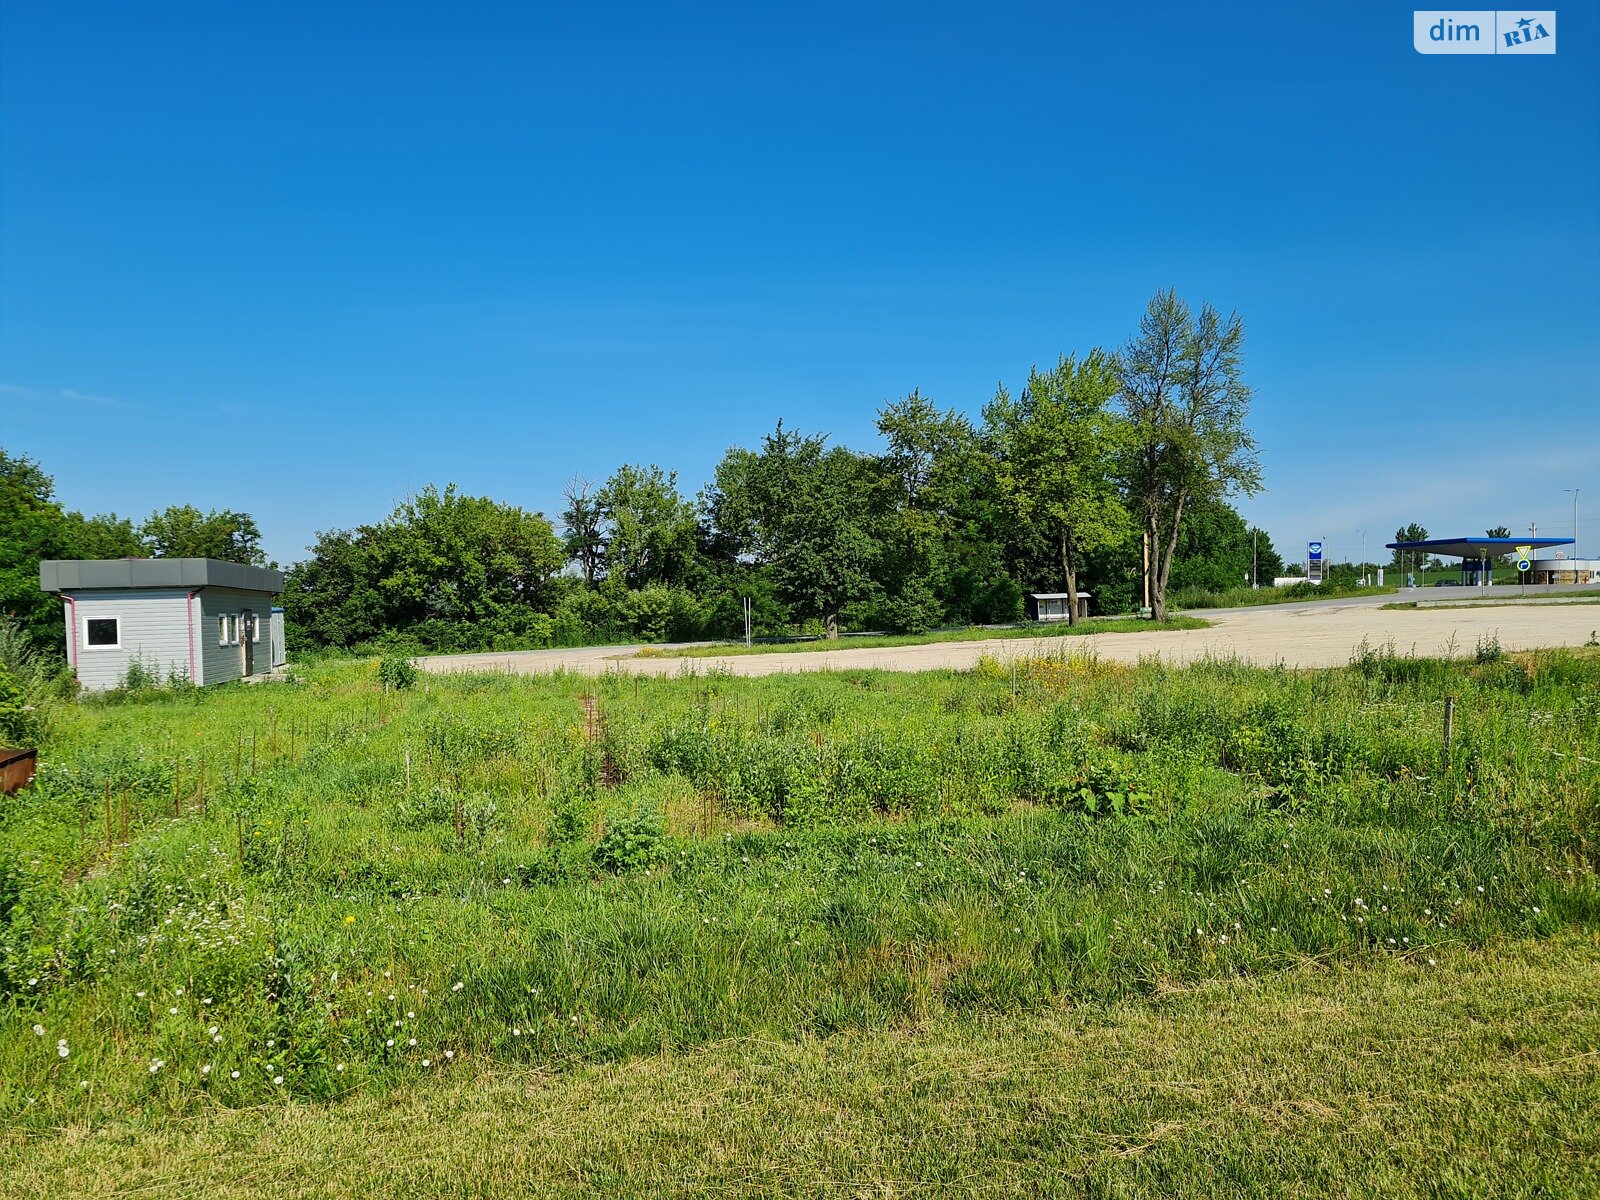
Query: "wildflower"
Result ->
[[512, 1028, 521, 1037], [231, 1070, 241, 1079], [421, 1059, 431, 1068], [273, 1076, 283, 1085], [344, 916, 356, 925], [386, 1039, 395, 1047], [201, 1064, 212, 1075], [444, 1050, 454, 1059], [451, 981, 464, 992], [149, 1059, 165, 1074], [208, 1026, 219, 1036], [336, 1064, 345, 1072], [57, 1041, 69, 1059], [169, 1007, 179, 1015], [408, 1038, 417, 1047], [407, 1011, 415, 1019], [78, 1081, 89, 1090], [32, 1025, 44, 1037], [175, 988, 184, 996]]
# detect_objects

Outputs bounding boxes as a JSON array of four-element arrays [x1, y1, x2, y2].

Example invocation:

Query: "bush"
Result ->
[[0, 665, 40, 747], [378, 656, 418, 691], [881, 578, 944, 635], [593, 809, 667, 872]]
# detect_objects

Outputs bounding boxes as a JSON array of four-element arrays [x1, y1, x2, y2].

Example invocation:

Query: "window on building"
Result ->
[[85, 616, 120, 648]]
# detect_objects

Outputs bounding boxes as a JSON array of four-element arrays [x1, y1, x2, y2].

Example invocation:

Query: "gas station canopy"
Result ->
[[1386, 536, 1574, 559]]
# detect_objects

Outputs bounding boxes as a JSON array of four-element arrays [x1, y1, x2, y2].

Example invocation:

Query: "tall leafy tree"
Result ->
[[1390, 522, 1429, 569], [875, 391, 998, 629], [560, 477, 605, 587], [985, 351, 1130, 625], [594, 464, 699, 590], [141, 504, 265, 565], [707, 424, 883, 637], [0, 449, 76, 650], [65, 511, 142, 559], [1119, 290, 1261, 620]]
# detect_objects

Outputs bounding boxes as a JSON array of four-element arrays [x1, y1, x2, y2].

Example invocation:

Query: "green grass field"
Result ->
[[638, 614, 1208, 657], [2, 646, 1596, 1195]]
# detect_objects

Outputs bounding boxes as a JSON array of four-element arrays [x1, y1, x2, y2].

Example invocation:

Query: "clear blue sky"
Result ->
[[4, 1, 1597, 567]]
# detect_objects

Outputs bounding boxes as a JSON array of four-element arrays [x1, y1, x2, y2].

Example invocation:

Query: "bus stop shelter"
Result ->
[[1386, 536, 1575, 586]]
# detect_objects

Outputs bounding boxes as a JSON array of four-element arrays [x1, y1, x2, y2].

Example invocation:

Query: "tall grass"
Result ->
[[1, 649, 1596, 1126]]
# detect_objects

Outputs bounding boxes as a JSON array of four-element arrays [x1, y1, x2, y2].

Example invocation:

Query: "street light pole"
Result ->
[[1566, 488, 1580, 560]]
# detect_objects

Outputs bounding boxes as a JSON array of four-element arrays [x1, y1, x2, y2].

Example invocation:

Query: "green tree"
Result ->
[[283, 485, 567, 651], [141, 504, 265, 564], [595, 464, 699, 590], [1390, 523, 1429, 571], [875, 390, 1011, 629], [707, 424, 883, 638], [984, 351, 1130, 625], [1166, 499, 1282, 593], [0, 449, 75, 650], [1485, 526, 1514, 564], [560, 477, 605, 587], [1119, 290, 1261, 620], [65, 511, 142, 559]]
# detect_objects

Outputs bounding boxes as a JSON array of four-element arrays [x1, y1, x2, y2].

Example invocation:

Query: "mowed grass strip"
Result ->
[[4, 935, 1595, 1200]]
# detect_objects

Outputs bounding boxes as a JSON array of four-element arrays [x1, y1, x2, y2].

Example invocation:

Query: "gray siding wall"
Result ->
[[199, 588, 278, 685], [65, 589, 193, 692]]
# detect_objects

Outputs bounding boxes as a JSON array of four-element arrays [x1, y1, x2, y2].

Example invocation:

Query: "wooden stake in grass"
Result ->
[[235, 737, 243, 778], [199, 759, 207, 816], [104, 781, 113, 853], [1443, 695, 1456, 771], [119, 788, 130, 843]]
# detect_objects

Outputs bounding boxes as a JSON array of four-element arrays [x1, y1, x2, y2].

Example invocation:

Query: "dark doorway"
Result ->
[[240, 609, 254, 676]]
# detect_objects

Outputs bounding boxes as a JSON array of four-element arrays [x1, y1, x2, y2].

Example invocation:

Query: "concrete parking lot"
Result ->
[[417, 595, 1600, 679]]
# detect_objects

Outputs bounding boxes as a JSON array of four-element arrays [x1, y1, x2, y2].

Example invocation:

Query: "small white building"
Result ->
[[1027, 592, 1092, 622], [40, 558, 286, 691]]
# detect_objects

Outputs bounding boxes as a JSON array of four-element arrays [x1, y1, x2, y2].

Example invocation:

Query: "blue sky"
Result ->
[[3, 1, 1597, 567]]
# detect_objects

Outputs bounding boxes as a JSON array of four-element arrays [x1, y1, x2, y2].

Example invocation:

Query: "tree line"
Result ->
[[3, 290, 1281, 658], [0, 448, 264, 652]]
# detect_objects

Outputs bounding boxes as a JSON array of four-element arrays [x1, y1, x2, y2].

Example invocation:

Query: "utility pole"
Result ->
[[1358, 530, 1366, 585], [1565, 489, 1580, 559], [1142, 530, 1151, 616], [1251, 529, 1258, 589]]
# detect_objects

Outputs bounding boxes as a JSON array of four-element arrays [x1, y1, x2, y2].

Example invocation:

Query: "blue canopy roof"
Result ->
[[1386, 537, 1574, 559]]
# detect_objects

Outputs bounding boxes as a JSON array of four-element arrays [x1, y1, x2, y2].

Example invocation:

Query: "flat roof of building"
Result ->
[[1386, 537, 1574, 559], [40, 558, 285, 594]]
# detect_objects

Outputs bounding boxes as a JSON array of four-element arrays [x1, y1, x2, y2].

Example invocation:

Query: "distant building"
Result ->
[[1026, 592, 1091, 622], [39, 558, 286, 691]]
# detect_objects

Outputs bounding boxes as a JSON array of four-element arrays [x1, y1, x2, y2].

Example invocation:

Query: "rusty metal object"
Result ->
[[0, 747, 37, 795]]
